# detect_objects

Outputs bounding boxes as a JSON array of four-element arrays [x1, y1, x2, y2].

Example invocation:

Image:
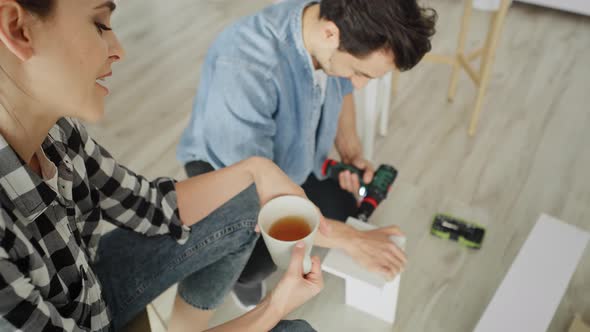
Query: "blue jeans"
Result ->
[[185, 160, 356, 289], [93, 184, 316, 332]]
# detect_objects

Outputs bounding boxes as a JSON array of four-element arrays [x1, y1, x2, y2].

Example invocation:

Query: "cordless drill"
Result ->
[[321, 159, 398, 221]]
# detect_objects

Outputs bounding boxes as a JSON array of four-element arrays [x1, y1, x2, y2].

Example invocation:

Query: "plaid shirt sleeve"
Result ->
[[0, 216, 84, 332], [70, 119, 191, 244]]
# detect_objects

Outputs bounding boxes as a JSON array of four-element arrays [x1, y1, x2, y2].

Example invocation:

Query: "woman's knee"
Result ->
[[184, 162, 259, 224], [238, 183, 260, 214], [193, 183, 259, 247], [221, 183, 260, 222]]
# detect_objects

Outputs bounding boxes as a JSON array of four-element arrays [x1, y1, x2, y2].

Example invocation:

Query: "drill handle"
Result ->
[[322, 159, 365, 180]]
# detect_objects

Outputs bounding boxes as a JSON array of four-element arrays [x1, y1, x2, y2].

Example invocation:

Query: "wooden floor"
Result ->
[[89, 0, 590, 331]]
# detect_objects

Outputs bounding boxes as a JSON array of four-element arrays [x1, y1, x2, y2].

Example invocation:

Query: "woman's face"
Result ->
[[27, 0, 124, 122]]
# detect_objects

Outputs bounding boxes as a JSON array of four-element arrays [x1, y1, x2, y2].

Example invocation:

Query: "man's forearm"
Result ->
[[334, 94, 362, 161], [314, 218, 358, 250]]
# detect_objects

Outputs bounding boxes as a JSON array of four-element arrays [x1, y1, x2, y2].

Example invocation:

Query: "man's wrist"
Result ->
[[329, 221, 361, 251], [337, 141, 363, 164]]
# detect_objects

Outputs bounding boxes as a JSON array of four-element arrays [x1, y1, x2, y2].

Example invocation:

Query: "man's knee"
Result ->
[[237, 237, 277, 286], [237, 261, 276, 286], [271, 320, 317, 332], [302, 174, 357, 222], [185, 160, 215, 177]]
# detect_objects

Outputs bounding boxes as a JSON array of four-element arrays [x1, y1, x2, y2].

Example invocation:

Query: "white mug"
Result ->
[[258, 195, 320, 274]]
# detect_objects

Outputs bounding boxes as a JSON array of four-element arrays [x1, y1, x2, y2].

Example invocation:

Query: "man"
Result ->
[[177, 0, 436, 309]]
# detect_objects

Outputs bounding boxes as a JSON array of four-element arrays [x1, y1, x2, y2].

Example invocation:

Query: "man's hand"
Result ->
[[338, 157, 375, 198], [342, 225, 407, 280]]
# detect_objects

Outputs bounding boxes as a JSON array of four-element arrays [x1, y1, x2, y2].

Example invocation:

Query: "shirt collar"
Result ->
[[290, 0, 319, 78], [0, 131, 57, 224]]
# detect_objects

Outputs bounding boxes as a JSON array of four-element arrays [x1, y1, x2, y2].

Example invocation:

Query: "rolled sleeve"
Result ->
[[70, 119, 190, 244]]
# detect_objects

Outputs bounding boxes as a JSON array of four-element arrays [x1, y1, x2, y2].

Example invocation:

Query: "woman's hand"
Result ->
[[249, 157, 330, 236], [204, 242, 323, 331], [267, 242, 324, 317]]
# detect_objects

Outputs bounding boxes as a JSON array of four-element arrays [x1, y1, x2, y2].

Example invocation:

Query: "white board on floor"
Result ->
[[474, 214, 589, 332]]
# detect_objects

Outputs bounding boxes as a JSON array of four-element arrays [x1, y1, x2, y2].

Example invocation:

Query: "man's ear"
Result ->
[[321, 21, 340, 50], [0, 0, 34, 61]]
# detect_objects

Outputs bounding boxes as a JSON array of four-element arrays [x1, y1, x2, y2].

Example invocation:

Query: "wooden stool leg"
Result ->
[[391, 68, 400, 96], [379, 69, 399, 136], [468, 0, 510, 136], [379, 71, 394, 136], [362, 79, 380, 160], [448, 0, 473, 102]]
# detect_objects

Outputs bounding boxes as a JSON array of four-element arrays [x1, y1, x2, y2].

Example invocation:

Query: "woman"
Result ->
[[0, 0, 327, 331]]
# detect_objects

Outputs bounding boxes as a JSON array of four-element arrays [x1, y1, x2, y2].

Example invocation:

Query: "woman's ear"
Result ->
[[0, 0, 34, 61]]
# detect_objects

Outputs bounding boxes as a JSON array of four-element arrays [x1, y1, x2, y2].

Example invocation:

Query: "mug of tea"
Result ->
[[258, 195, 320, 274]]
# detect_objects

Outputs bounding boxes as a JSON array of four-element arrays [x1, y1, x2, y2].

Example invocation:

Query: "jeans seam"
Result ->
[[178, 290, 214, 311], [119, 218, 257, 309]]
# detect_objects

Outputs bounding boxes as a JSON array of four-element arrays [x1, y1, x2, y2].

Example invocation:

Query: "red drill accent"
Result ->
[[362, 196, 378, 208], [322, 159, 330, 176], [322, 159, 337, 176]]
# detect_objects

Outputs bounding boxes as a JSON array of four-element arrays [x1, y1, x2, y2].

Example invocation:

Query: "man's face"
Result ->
[[315, 47, 396, 90]]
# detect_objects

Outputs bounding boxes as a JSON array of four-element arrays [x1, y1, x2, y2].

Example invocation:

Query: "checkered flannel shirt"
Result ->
[[0, 118, 190, 331]]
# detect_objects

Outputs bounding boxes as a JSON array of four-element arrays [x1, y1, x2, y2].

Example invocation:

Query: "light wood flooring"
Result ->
[[87, 0, 590, 331]]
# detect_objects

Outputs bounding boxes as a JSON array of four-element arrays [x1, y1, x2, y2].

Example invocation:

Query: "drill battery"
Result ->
[[431, 214, 485, 249]]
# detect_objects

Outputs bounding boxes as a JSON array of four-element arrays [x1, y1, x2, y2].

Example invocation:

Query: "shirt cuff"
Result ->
[[162, 178, 192, 245]]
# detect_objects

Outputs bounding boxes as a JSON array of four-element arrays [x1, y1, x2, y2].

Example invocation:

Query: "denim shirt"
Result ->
[[177, 0, 353, 185]]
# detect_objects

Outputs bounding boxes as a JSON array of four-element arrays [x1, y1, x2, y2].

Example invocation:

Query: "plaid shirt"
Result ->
[[0, 118, 190, 331]]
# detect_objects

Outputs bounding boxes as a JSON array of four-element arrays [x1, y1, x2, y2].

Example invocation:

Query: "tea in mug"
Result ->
[[268, 216, 311, 241]]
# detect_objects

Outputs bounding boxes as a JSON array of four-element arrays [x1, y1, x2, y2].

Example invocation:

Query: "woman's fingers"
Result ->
[[305, 256, 324, 289], [288, 241, 305, 276]]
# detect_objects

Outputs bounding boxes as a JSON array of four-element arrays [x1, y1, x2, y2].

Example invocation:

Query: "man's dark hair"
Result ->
[[319, 0, 437, 71], [17, 0, 53, 18]]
